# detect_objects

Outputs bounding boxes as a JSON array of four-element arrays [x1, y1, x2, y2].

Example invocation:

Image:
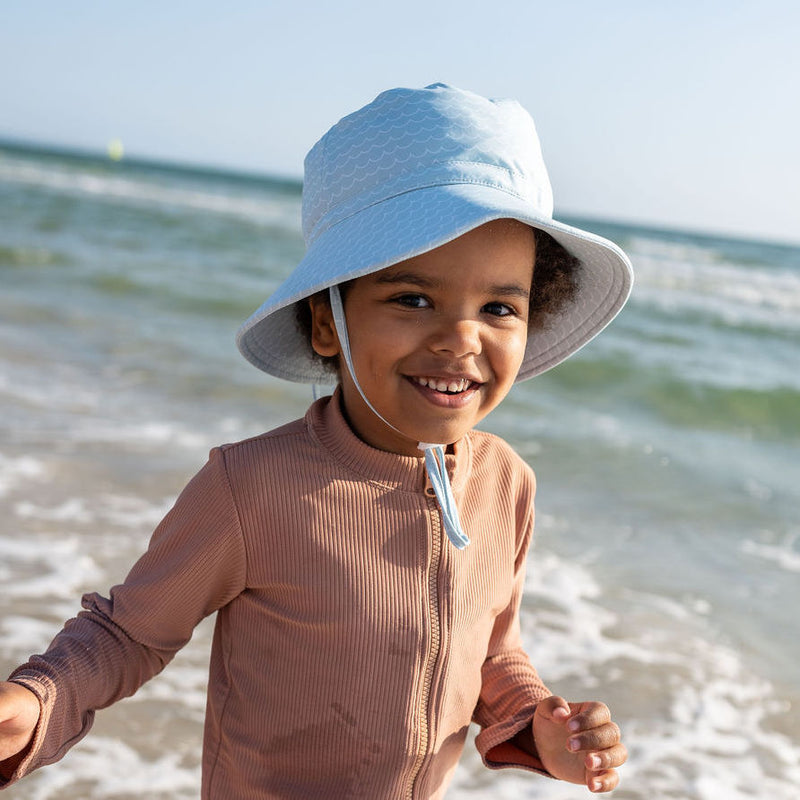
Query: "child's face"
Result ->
[[310, 219, 535, 456]]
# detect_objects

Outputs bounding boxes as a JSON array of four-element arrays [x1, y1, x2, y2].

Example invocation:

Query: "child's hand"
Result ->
[[0, 681, 40, 776], [532, 695, 626, 793]]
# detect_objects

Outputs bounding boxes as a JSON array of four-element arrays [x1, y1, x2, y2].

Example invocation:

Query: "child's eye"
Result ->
[[393, 293, 431, 309], [482, 301, 517, 317]]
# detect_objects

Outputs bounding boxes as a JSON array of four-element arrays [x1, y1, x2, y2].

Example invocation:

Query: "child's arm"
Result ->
[[472, 464, 626, 791], [514, 695, 626, 793], [0, 447, 247, 787]]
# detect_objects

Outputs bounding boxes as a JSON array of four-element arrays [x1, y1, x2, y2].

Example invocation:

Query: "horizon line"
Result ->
[[2, 134, 798, 250]]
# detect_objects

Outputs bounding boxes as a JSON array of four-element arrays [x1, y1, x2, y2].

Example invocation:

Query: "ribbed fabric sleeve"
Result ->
[[5, 449, 247, 782], [2, 392, 550, 799], [471, 492, 552, 775]]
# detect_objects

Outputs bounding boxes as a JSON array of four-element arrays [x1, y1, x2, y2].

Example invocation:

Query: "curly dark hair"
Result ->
[[294, 227, 581, 372], [528, 228, 581, 329]]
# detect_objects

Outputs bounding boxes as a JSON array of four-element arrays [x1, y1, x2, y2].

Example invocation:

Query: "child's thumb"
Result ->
[[536, 695, 572, 723]]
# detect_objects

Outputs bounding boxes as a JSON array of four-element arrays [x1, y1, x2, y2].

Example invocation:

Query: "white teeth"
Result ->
[[415, 377, 471, 393]]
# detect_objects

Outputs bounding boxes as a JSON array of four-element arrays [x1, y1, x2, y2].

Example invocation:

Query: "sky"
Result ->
[[2, 0, 798, 244]]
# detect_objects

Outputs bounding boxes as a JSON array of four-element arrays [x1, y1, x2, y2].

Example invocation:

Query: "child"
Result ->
[[0, 83, 632, 797]]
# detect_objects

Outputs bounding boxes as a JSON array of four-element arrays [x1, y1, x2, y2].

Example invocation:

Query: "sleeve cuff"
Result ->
[[474, 712, 553, 778]]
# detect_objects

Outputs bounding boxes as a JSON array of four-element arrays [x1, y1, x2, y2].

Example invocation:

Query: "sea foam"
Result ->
[[448, 548, 800, 799]]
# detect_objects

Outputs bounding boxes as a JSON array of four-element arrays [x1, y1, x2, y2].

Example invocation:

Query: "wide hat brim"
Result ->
[[236, 180, 633, 384]]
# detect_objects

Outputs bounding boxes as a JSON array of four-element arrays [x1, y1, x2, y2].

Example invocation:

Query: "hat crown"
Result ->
[[301, 83, 554, 245]]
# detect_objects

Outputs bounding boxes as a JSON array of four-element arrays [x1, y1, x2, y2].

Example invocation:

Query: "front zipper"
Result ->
[[405, 493, 444, 799]]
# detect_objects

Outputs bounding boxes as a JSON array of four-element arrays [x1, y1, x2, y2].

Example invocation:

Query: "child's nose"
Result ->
[[429, 317, 482, 358]]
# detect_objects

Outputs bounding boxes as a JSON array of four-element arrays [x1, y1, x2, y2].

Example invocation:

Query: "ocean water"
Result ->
[[1, 141, 798, 799]]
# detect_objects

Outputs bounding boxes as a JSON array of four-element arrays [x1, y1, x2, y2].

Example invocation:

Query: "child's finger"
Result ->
[[566, 701, 612, 732], [567, 721, 622, 754], [585, 742, 628, 772], [587, 768, 620, 794]]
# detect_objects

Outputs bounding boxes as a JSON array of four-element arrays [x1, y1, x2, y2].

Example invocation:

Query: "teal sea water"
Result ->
[[1, 142, 798, 799]]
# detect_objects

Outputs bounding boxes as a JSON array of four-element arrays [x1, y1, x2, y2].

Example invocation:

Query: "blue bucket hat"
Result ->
[[237, 83, 633, 383]]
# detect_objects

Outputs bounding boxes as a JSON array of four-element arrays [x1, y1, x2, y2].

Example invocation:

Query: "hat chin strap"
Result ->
[[329, 285, 470, 550]]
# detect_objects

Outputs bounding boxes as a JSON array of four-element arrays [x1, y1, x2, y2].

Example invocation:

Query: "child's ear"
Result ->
[[308, 294, 341, 357]]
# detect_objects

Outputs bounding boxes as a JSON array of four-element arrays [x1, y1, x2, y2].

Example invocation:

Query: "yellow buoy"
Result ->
[[107, 138, 125, 162]]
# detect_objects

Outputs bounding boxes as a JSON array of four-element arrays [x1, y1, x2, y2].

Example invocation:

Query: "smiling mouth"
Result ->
[[411, 376, 478, 395]]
